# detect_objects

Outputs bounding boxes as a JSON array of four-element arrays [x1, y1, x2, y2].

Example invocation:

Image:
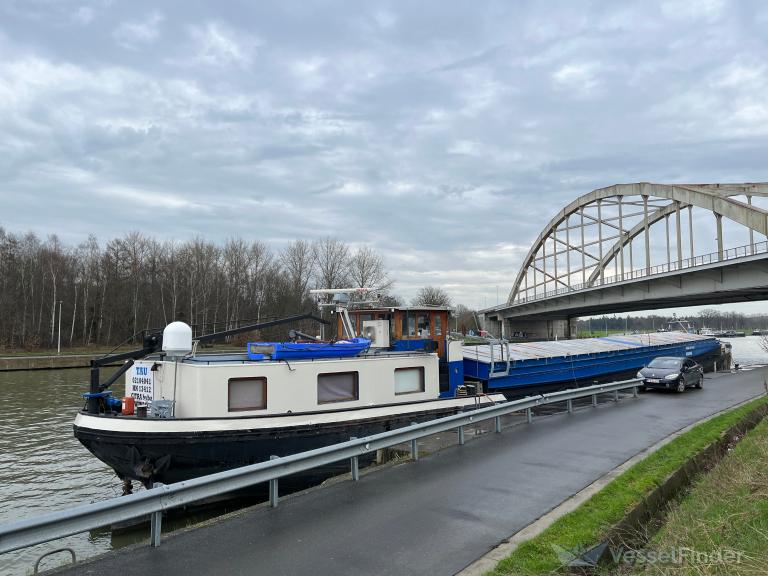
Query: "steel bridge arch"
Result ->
[[508, 182, 768, 304]]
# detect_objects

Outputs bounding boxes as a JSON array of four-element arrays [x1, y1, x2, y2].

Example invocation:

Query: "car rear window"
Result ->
[[647, 357, 682, 369]]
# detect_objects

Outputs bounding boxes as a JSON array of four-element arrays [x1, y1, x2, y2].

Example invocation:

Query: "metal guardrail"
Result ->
[[0, 378, 642, 556], [513, 240, 768, 305]]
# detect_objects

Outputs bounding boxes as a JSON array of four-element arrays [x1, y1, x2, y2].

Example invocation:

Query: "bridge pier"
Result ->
[[480, 316, 577, 341]]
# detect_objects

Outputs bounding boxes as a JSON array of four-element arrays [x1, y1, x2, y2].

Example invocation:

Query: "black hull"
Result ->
[[74, 407, 461, 486]]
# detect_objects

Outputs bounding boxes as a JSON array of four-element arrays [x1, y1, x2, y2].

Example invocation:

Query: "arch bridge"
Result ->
[[483, 182, 768, 340]]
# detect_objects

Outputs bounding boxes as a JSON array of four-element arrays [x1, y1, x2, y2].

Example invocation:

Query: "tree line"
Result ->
[[0, 227, 394, 350], [576, 309, 768, 334]]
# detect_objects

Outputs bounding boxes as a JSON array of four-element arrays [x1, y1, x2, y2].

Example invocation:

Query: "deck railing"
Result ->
[[0, 378, 641, 557]]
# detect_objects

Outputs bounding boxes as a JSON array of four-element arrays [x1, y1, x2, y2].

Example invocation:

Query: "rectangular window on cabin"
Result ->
[[228, 377, 267, 412], [402, 314, 416, 337], [317, 372, 359, 404], [394, 367, 425, 395], [434, 315, 442, 336], [417, 315, 430, 337]]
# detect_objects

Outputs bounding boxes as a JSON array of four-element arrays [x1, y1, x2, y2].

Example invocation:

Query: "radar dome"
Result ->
[[162, 321, 193, 358]]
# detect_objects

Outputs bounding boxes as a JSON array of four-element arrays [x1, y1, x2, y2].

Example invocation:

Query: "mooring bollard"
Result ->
[[567, 399, 573, 413], [458, 425, 465, 445], [410, 422, 419, 461], [495, 415, 502, 433], [350, 437, 359, 481], [526, 407, 532, 423], [269, 455, 279, 507]]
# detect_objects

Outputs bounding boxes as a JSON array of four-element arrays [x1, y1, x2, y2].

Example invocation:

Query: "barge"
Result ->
[[462, 332, 722, 395], [73, 292, 503, 487], [73, 290, 722, 487]]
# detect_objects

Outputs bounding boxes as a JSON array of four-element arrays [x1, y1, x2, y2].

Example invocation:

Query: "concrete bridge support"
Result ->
[[480, 315, 578, 341]]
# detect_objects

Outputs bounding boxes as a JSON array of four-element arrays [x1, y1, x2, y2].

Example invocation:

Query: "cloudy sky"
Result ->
[[1, 0, 767, 313]]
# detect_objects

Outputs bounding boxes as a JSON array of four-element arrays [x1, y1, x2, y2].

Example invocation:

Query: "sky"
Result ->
[[1, 0, 767, 315]]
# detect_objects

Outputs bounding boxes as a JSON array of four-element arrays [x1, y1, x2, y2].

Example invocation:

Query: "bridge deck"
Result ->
[[58, 369, 766, 576]]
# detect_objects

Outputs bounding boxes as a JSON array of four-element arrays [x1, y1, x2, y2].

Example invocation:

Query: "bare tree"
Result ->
[[280, 239, 315, 309], [412, 286, 453, 307], [312, 237, 350, 290], [349, 246, 393, 292]]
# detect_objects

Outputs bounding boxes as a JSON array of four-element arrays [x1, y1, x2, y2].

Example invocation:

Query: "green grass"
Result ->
[[577, 330, 640, 338], [488, 395, 768, 575], [627, 415, 768, 575], [0, 342, 243, 357]]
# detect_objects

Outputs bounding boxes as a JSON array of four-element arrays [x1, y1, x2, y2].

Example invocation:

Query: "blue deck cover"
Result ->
[[247, 338, 371, 360]]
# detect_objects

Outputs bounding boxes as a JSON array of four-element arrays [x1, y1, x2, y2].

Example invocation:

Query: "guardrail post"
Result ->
[[632, 386, 638, 398], [495, 416, 502, 433], [150, 510, 162, 547], [526, 407, 532, 424], [614, 390, 620, 402], [269, 455, 279, 507], [150, 483, 163, 547], [458, 425, 465, 445], [410, 423, 419, 461], [350, 437, 359, 481], [592, 394, 597, 407], [567, 399, 573, 414]]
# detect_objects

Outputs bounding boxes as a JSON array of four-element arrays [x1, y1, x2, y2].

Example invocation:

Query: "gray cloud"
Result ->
[[0, 0, 766, 314]]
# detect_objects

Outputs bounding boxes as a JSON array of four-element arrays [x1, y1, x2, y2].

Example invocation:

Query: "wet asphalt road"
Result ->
[[54, 369, 767, 576]]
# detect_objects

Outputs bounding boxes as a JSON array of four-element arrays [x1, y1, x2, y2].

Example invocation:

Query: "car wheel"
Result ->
[[676, 379, 686, 393], [695, 375, 703, 389]]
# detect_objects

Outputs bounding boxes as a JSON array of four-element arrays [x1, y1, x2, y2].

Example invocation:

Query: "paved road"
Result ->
[[58, 369, 767, 576]]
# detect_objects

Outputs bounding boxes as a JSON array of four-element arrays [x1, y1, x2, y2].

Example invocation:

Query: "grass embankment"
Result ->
[[488, 395, 768, 575], [0, 346, 113, 357], [0, 342, 242, 358], [628, 416, 768, 575], [577, 330, 644, 338]]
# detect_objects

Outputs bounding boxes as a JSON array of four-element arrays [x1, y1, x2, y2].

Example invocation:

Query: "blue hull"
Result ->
[[464, 337, 720, 391]]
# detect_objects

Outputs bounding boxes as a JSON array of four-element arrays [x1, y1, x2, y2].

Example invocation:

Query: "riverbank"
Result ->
[[0, 344, 243, 371], [486, 394, 768, 575], [626, 414, 768, 575], [0, 352, 116, 371]]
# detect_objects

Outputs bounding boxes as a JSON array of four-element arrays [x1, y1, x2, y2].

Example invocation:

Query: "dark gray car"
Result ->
[[636, 356, 704, 393]]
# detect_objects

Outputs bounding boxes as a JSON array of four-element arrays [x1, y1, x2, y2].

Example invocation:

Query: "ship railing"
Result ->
[[0, 378, 643, 557]]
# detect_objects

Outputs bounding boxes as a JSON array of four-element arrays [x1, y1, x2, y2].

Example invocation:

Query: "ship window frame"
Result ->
[[394, 367, 426, 395], [417, 314, 430, 337], [317, 371, 359, 404], [228, 377, 267, 412]]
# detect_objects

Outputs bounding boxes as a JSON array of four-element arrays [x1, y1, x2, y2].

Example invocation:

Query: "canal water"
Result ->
[[719, 334, 768, 366], [1, 337, 766, 575], [0, 368, 140, 575]]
